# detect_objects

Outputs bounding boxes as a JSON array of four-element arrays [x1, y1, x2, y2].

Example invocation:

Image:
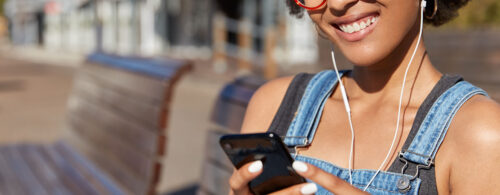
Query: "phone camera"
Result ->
[[223, 143, 232, 150]]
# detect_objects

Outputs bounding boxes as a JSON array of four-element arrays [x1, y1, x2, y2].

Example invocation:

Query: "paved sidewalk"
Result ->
[[0, 56, 75, 144], [0, 44, 85, 67]]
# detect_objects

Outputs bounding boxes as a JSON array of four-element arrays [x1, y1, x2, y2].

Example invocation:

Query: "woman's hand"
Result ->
[[270, 161, 370, 195], [228, 160, 263, 195], [228, 160, 318, 195], [229, 160, 369, 195]]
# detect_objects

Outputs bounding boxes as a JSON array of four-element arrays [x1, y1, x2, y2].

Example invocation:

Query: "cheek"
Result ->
[[308, 13, 322, 27]]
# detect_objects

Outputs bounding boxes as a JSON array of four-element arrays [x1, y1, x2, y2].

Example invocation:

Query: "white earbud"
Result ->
[[331, 49, 351, 114]]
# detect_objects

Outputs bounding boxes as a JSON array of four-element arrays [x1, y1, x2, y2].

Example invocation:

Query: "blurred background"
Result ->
[[0, 0, 498, 194]]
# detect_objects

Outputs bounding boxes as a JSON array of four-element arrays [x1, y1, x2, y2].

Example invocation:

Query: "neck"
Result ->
[[344, 29, 441, 105]]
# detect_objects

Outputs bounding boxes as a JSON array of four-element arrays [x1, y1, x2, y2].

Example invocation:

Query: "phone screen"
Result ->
[[220, 133, 306, 195]]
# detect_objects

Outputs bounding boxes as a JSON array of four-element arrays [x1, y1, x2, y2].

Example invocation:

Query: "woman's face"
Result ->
[[308, 0, 421, 66]]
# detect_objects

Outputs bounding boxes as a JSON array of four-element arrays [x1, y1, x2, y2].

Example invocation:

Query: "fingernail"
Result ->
[[300, 183, 317, 195], [292, 161, 308, 172], [248, 160, 263, 173]]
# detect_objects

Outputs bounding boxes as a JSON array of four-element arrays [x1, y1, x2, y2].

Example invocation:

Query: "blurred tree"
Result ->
[[445, 0, 500, 28], [484, 1, 500, 24], [0, 0, 5, 16]]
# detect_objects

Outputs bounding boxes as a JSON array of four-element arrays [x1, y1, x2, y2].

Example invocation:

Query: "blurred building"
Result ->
[[3, 0, 47, 45], [3, 0, 320, 77], [211, 0, 319, 77]]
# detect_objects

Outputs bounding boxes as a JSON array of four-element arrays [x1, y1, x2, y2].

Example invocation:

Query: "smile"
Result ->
[[338, 16, 379, 34], [330, 13, 380, 42]]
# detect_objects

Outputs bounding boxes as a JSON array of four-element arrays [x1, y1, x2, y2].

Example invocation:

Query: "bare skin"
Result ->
[[229, 0, 500, 194]]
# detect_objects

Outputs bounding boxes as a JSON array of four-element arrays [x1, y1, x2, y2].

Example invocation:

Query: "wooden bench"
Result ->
[[0, 52, 192, 195], [197, 75, 266, 195]]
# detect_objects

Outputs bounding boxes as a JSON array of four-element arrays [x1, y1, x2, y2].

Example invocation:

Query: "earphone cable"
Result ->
[[362, 1, 426, 190], [331, 49, 354, 185], [330, 0, 427, 191]]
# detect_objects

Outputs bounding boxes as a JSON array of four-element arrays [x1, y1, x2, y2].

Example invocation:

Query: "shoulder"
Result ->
[[443, 94, 500, 193], [447, 95, 500, 148], [239, 75, 296, 134]]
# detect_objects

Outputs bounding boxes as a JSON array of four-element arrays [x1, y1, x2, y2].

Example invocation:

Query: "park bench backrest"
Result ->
[[64, 53, 191, 195], [198, 75, 266, 195]]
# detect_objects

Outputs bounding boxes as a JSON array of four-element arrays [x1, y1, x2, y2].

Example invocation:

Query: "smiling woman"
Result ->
[[228, 0, 500, 194]]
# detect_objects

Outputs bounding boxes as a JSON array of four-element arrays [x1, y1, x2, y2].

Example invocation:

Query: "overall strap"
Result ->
[[400, 81, 488, 166], [268, 73, 315, 136], [284, 70, 346, 147]]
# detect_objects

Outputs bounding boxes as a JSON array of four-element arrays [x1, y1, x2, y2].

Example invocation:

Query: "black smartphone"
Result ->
[[219, 132, 306, 195]]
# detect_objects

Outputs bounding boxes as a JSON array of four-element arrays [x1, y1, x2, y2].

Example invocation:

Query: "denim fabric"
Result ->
[[284, 70, 346, 147], [284, 70, 487, 194], [295, 155, 421, 195], [401, 81, 488, 165]]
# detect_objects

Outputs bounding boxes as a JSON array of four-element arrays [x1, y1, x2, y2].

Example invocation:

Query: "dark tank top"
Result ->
[[268, 72, 463, 194]]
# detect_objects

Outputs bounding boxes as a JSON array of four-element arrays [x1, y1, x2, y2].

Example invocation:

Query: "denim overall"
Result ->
[[282, 70, 487, 194]]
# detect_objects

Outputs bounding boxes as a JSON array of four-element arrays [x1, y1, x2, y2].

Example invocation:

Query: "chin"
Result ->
[[339, 46, 389, 67]]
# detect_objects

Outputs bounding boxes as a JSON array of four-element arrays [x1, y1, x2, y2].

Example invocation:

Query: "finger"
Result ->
[[269, 183, 318, 195], [292, 161, 367, 195], [229, 160, 263, 194]]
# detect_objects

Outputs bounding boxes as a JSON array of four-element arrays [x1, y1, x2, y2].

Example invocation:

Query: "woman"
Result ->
[[229, 0, 500, 194]]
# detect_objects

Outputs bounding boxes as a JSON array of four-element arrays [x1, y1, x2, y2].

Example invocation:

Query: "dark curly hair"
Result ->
[[285, 0, 470, 26]]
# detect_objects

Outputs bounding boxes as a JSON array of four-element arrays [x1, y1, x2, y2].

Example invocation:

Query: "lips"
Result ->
[[330, 13, 380, 42]]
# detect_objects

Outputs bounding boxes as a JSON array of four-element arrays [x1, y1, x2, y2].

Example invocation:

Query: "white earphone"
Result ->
[[330, 0, 427, 190]]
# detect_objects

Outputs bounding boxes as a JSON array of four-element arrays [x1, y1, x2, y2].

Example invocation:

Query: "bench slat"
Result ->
[[211, 97, 248, 133], [206, 129, 234, 171], [198, 130, 234, 195], [17, 145, 72, 195], [199, 159, 232, 195], [68, 113, 156, 184], [67, 132, 150, 195], [233, 76, 266, 90], [73, 73, 162, 130], [87, 53, 185, 79], [0, 146, 50, 195], [0, 147, 29, 195], [67, 91, 160, 155], [53, 142, 126, 195], [81, 63, 167, 103], [211, 79, 264, 131], [38, 144, 100, 195]]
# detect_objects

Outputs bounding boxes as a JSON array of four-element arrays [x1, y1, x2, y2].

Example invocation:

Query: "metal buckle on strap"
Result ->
[[397, 152, 434, 193], [281, 136, 309, 158]]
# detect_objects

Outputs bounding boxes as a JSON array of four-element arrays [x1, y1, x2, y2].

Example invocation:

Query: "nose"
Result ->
[[327, 0, 359, 13]]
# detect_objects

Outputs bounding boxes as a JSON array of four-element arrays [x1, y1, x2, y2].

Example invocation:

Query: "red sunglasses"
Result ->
[[294, 0, 327, 10]]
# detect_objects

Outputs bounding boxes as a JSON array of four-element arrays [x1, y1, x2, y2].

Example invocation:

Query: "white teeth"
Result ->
[[360, 21, 366, 29], [353, 23, 360, 31], [338, 16, 378, 34], [347, 25, 354, 33], [340, 26, 347, 32]]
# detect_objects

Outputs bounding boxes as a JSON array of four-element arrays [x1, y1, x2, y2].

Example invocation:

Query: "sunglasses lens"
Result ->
[[297, 0, 325, 9]]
